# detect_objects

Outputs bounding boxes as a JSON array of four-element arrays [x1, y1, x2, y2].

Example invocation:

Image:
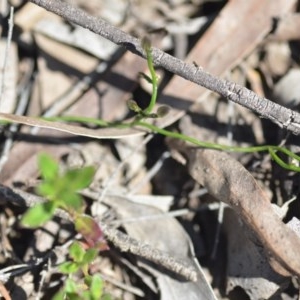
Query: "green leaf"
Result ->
[[59, 261, 79, 274], [52, 289, 65, 300], [36, 181, 57, 199], [89, 274, 103, 300], [58, 193, 83, 212], [82, 248, 98, 265], [69, 242, 85, 262], [65, 293, 82, 300], [21, 202, 56, 228], [64, 166, 95, 190], [101, 294, 113, 300], [65, 278, 79, 294], [127, 99, 142, 113], [38, 153, 59, 180], [81, 291, 92, 300]]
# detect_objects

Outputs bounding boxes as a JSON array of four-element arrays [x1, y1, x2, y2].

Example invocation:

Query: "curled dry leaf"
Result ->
[[169, 139, 300, 277]]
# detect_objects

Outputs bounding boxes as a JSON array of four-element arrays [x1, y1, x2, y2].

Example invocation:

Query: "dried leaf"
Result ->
[[103, 195, 217, 299], [0, 40, 17, 113], [182, 147, 300, 277], [224, 209, 289, 299]]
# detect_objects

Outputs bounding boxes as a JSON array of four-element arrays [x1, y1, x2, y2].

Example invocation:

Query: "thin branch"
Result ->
[[29, 0, 300, 135], [100, 222, 197, 282], [0, 184, 197, 281]]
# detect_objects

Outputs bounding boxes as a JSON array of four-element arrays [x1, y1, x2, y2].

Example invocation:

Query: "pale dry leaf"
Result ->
[[103, 195, 217, 300], [0, 130, 72, 185], [273, 68, 300, 108], [189, 0, 296, 77], [159, 0, 296, 118], [34, 32, 99, 74], [114, 136, 146, 181], [34, 34, 76, 110], [14, 2, 53, 32], [168, 138, 300, 277], [0, 39, 17, 113], [224, 209, 289, 300], [287, 217, 300, 239], [166, 16, 209, 35], [34, 20, 118, 60], [263, 42, 291, 77], [67, 0, 128, 25], [93, 51, 146, 122], [124, 195, 174, 212], [268, 13, 300, 41], [0, 112, 145, 139]]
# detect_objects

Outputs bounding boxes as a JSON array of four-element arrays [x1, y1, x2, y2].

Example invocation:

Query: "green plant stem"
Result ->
[[42, 44, 300, 172], [44, 115, 300, 173], [143, 45, 158, 115], [134, 120, 300, 172], [38, 39, 300, 173], [42, 116, 111, 127]]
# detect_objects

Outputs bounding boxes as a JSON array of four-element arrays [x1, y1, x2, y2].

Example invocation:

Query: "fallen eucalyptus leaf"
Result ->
[[168, 138, 300, 278]]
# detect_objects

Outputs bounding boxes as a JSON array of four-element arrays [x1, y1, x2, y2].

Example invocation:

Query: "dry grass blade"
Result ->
[[0, 112, 145, 139]]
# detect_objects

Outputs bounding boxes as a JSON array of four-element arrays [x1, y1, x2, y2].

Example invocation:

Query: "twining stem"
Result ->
[[142, 39, 158, 116], [43, 40, 300, 173], [134, 120, 300, 172], [44, 115, 300, 173]]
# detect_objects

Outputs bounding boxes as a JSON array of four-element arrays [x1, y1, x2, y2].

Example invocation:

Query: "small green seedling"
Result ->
[[59, 241, 98, 276], [21, 154, 110, 299], [53, 272, 111, 300], [21, 153, 94, 227], [126, 37, 170, 120], [22, 153, 107, 249], [53, 242, 111, 300]]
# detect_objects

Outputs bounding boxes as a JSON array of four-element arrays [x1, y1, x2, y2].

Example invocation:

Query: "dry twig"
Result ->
[[0, 184, 197, 282], [29, 0, 300, 135]]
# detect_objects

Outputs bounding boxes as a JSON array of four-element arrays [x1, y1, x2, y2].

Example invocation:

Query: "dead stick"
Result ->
[[0, 184, 197, 281], [28, 0, 300, 135]]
